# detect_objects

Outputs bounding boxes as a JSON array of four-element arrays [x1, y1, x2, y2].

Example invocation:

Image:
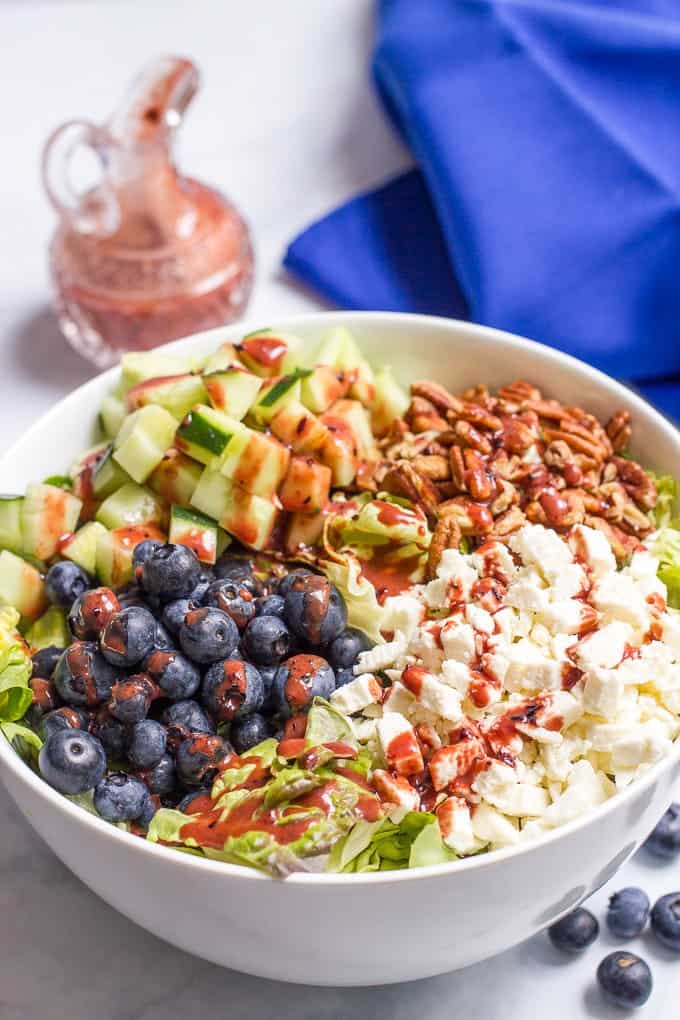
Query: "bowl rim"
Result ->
[[2, 309, 679, 886]]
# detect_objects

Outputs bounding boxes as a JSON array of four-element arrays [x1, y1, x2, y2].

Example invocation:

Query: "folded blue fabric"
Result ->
[[284, 0, 680, 417]]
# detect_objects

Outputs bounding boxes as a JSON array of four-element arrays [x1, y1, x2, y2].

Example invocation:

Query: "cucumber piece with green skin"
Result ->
[[175, 405, 244, 467], [59, 521, 108, 575], [201, 342, 243, 374], [269, 399, 329, 453], [92, 446, 131, 500], [120, 351, 192, 394], [168, 505, 218, 565], [96, 482, 165, 530], [113, 405, 178, 483], [25, 605, 69, 651], [0, 496, 24, 553], [335, 329, 376, 405], [148, 449, 202, 508], [237, 329, 303, 378], [125, 373, 208, 421], [0, 550, 47, 621], [96, 524, 166, 588], [22, 484, 83, 562], [300, 365, 352, 414], [99, 395, 127, 438], [370, 366, 409, 436], [220, 429, 290, 498], [249, 368, 311, 425], [203, 369, 262, 420], [308, 327, 347, 368], [327, 399, 377, 459], [190, 468, 232, 521], [319, 413, 360, 487], [278, 456, 332, 513], [219, 483, 279, 551], [216, 527, 232, 558]]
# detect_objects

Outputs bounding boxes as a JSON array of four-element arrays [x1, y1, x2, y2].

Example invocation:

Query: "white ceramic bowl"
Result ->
[[2, 312, 679, 986]]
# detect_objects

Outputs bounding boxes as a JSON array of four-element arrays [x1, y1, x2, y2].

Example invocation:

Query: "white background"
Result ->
[[0, 2, 678, 1017]]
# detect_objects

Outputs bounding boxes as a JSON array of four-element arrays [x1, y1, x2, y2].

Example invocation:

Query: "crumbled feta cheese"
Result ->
[[380, 595, 425, 641], [441, 621, 476, 664], [354, 635, 406, 675], [550, 563, 587, 601], [571, 524, 616, 578], [506, 576, 549, 613], [662, 612, 680, 659], [436, 549, 478, 593], [472, 761, 550, 816], [573, 621, 631, 670], [331, 674, 382, 716], [465, 604, 494, 634], [541, 760, 608, 827], [583, 667, 624, 719], [471, 803, 519, 846], [376, 713, 423, 776], [382, 681, 415, 716], [510, 525, 573, 580], [539, 600, 585, 635], [437, 797, 481, 853], [372, 769, 420, 812], [592, 573, 650, 633]]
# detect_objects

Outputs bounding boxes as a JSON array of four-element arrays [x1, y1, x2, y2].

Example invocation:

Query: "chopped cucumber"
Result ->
[[169, 505, 218, 565], [26, 605, 69, 651], [202, 342, 243, 374], [238, 329, 302, 378], [335, 329, 376, 405], [148, 449, 202, 508], [0, 550, 47, 621], [60, 521, 108, 574], [279, 456, 331, 513], [203, 368, 262, 420], [96, 524, 165, 588], [113, 405, 178, 483], [319, 414, 360, 487], [328, 399, 377, 458], [92, 446, 131, 499], [216, 527, 232, 558], [99, 395, 127, 438], [96, 482, 165, 530], [22, 483, 83, 561], [300, 366, 351, 414], [309, 327, 347, 368], [284, 511, 325, 556], [220, 429, 290, 498], [0, 496, 24, 553], [70, 442, 108, 480], [125, 373, 208, 421], [371, 366, 409, 436], [249, 368, 311, 425], [190, 468, 232, 521], [269, 399, 329, 453], [175, 405, 244, 467], [220, 484, 279, 551], [120, 351, 192, 394]]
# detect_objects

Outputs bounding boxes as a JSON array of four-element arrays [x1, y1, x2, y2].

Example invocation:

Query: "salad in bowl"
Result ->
[[2, 321, 680, 881]]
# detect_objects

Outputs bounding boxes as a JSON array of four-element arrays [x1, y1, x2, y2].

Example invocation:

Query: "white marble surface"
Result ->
[[0, 1, 678, 1016]]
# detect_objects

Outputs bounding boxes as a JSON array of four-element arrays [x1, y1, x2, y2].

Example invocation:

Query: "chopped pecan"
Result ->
[[542, 426, 607, 462], [438, 498, 494, 535], [490, 506, 527, 536], [502, 418, 536, 454], [412, 380, 462, 415], [450, 419, 493, 454], [498, 380, 543, 402], [455, 402, 503, 433], [427, 514, 462, 579], [606, 410, 632, 453], [449, 444, 466, 489], [381, 460, 441, 521], [411, 454, 451, 481], [619, 500, 654, 537], [525, 398, 568, 422], [583, 515, 643, 562], [463, 449, 496, 502], [490, 479, 518, 515], [612, 456, 657, 510]]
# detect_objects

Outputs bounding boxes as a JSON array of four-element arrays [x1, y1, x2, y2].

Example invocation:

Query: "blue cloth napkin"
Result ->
[[284, 0, 680, 420]]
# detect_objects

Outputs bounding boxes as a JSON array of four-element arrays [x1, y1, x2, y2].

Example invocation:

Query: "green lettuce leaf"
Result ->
[[1, 721, 42, 767], [320, 554, 384, 642], [327, 811, 446, 873], [0, 608, 32, 723], [409, 817, 458, 867], [653, 527, 680, 609], [649, 474, 679, 530], [305, 697, 356, 748], [147, 808, 192, 844], [25, 606, 69, 652]]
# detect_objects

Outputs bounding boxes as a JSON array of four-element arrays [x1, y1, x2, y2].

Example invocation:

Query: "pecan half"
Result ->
[[411, 454, 451, 481], [427, 514, 462, 579], [606, 410, 632, 453], [612, 456, 657, 510], [412, 380, 462, 416]]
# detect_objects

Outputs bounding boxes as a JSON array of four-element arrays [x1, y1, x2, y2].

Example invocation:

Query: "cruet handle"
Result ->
[[42, 119, 120, 237]]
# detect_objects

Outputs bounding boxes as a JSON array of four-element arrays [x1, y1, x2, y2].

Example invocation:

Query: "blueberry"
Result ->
[[132, 538, 164, 576], [41, 706, 90, 742], [607, 887, 650, 940], [93, 711, 127, 760], [202, 579, 257, 630], [145, 649, 201, 701], [39, 729, 106, 794], [242, 615, 292, 666], [644, 803, 680, 859], [201, 659, 264, 722], [213, 556, 254, 586], [334, 667, 355, 689], [127, 718, 167, 769], [597, 952, 652, 1008], [68, 587, 120, 641], [259, 665, 277, 711], [650, 892, 680, 951], [44, 561, 93, 609], [175, 733, 232, 787], [256, 594, 286, 618], [94, 772, 150, 822], [272, 654, 335, 718], [28, 676, 60, 718], [151, 619, 174, 652], [283, 575, 347, 646], [326, 628, 371, 670], [188, 569, 214, 603], [230, 713, 271, 754], [547, 908, 599, 954], [138, 752, 176, 796], [276, 569, 313, 597], [115, 583, 148, 609], [31, 645, 64, 679], [136, 795, 159, 830], [179, 607, 239, 664], [53, 642, 117, 707], [177, 789, 210, 813], [162, 699, 215, 752], [140, 543, 202, 602], [100, 606, 157, 669], [108, 675, 154, 724], [162, 598, 197, 636]]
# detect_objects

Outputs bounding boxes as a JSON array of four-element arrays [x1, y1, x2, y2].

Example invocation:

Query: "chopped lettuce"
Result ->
[[327, 811, 456, 873], [321, 553, 384, 643], [649, 473, 679, 530], [305, 697, 356, 747], [1, 721, 41, 767], [0, 607, 32, 724], [654, 527, 680, 609]]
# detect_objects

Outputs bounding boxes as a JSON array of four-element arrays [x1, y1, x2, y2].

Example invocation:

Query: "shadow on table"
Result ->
[[10, 305, 96, 391]]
